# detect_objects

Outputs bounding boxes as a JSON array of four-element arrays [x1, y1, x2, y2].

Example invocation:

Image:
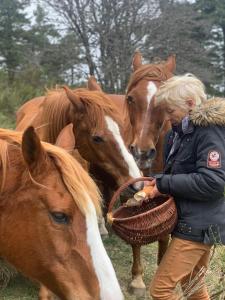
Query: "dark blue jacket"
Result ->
[[156, 98, 225, 245]]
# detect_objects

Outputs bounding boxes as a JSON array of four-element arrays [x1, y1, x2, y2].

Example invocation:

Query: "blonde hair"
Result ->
[[155, 73, 207, 107]]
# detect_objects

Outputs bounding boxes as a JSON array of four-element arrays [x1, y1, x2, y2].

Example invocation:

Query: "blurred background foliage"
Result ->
[[0, 0, 225, 126]]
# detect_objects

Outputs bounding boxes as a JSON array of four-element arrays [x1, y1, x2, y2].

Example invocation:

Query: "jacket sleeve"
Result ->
[[156, 127, 225, 201]]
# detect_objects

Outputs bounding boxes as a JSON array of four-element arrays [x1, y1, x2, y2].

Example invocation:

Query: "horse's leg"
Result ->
[[39, 285, 56, 300], [98, 215, 109, 236], [157, 235, 170, 265], [130, 245, 146, 296]]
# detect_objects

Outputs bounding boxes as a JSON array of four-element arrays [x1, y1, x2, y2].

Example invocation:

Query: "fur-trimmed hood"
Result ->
[[190, 97, 225, 127]]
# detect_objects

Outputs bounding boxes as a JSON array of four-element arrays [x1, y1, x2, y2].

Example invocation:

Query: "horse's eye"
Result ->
[[92, 135, 104, 144], [50, 212, 70, 224], [126, 95, 134, 104]]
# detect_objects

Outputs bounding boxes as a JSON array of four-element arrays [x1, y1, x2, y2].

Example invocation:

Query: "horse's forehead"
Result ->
[[131, 80, 158, 106], [104, 116, 124, 137], [146, 82, 158, 105]]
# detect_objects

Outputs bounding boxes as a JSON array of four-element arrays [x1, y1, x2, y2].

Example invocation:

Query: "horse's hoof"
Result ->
[[129, 286, 146, 297], [99, 227, 109, 237], [129, 276, 146, 297]]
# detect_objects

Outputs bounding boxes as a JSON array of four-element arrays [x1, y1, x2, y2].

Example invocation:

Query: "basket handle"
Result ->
[[108, 176, 154, 214]]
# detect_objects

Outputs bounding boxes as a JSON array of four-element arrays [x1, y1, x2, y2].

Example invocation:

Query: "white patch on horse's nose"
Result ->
[[86, 198, 124, 300], [105, 116, 141, 179]]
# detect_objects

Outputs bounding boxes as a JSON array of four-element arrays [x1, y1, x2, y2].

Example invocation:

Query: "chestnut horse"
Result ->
[[125, 51, 176, 293], [16, 87, 142, 234], [88, 54, 176, 294], [0, 126, 123, 300]]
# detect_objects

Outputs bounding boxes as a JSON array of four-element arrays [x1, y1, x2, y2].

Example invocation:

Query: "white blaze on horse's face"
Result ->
[[140, 81, 158, 140], [105, 116, 142, 183], [85, 196, 124, 300]]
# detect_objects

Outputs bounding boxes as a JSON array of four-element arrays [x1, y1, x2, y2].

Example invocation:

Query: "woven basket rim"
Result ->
[[111, 195, 174, 222]]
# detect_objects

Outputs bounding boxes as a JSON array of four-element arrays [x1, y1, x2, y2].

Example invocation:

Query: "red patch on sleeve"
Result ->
[[207, 150, 221, 168]]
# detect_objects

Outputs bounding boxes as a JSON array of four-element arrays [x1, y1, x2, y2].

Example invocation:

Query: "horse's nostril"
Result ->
[[129, 145, 140, 159], [140, 149, 156, 160], [129, 144, 136, 152], [149, 148, 156, 159]]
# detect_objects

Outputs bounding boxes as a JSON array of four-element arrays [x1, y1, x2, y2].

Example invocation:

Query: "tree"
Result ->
[[24, 4, 61, 83], [0, 0, 30, 83], [143, 1, 214, 86], [195, 0, 225, 95], [43, 0, 158, 92]]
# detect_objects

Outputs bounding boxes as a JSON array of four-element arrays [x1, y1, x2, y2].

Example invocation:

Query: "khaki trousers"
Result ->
[[150, 237, 211, 300]]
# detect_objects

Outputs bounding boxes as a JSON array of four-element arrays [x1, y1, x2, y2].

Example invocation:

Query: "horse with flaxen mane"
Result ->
[[0, 126, 123, 300]]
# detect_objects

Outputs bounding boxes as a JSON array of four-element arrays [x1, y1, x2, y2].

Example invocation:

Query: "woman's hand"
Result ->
[[144, 179, 165, 199], [148, 184, 163, 199]]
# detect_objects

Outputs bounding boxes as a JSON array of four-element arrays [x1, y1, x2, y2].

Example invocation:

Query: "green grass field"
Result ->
[[0, 233, 225, 300]]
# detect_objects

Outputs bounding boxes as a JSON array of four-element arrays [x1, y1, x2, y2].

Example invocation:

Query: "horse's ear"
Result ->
[[22, 126, 47, 174], [87, 76, 102, 91], [164, 54, 176, 73], [55, 123, 75, 151], [63, 86, 84, 112], [132, 51, 142, 71]]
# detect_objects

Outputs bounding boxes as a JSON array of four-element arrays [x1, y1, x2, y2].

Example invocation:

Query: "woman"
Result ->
[[148, 74, 225, 300]]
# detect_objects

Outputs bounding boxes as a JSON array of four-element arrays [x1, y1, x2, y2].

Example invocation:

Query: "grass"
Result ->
[[0, 114, 225, 299], [1, 233, 225, 299], [0, 276, 37, 300], [0, 112, 15, 129], [0, 234, 157, 300]]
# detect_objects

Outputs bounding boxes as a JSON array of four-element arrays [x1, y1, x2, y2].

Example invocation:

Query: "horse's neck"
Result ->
[[151, 121, 171, 174], [40, 98, 71, 144], [89, 163, 116, 210], [16, 97, 45, 131], [71, 150, 89, 171]]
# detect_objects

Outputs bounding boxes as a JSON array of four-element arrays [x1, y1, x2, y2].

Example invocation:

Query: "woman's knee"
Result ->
[[150, 279, 178, 300], [149, 279, 163, 300]]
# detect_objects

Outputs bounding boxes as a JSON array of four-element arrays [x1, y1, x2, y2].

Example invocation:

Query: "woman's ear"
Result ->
[[186, 99, 196, 109]]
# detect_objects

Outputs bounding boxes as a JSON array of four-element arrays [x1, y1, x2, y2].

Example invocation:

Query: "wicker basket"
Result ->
[[107, 177, 177, 245]]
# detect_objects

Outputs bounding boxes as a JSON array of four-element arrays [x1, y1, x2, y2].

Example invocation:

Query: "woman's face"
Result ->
[[165, 104, 189, 126]]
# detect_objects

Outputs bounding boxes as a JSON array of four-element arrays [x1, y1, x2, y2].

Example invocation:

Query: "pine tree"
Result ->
[[196, 0, 225, 95], [0, 0, 30, 83]]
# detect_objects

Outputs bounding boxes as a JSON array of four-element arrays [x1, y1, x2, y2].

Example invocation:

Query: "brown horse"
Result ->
[[0, 126, 123, 300], [88, 54, 176, 294], [124, 51, 176, 294], [16, 87, 142, 189], [126, 51, 175, 174], [16, 87, 142, 235]]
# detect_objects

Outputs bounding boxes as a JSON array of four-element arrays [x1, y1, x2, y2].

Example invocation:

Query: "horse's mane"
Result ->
[[41, 88, 123, 142], [40, 89, 71, 143], [70, 88, 123, 133], [0, 128, 102, 216], [126, 63, 173, 95]]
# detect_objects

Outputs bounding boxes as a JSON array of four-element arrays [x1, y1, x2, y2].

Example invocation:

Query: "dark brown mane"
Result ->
[[126, 63, 173, 95]]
